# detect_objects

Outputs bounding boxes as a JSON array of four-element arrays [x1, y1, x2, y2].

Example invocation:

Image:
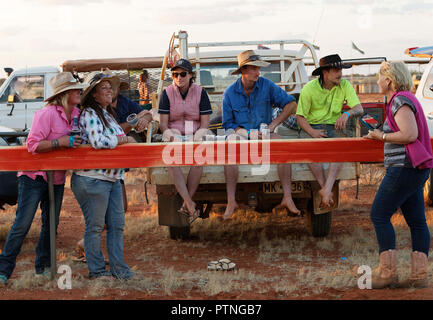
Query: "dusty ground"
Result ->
[[0, 165, 433, 301]]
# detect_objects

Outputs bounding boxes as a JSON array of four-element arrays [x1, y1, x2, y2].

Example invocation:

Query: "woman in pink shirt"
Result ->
[[0, 72, 87, 286]]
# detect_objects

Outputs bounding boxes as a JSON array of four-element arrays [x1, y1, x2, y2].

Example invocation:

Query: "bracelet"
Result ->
[[382, 133, 387, 142], [69, 136, 75, 148], [344, 111, 351, 118], [52, 139, 59, 150]]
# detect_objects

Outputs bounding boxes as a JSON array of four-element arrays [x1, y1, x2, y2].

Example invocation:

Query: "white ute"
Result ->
[[0, 66, 59, 131]]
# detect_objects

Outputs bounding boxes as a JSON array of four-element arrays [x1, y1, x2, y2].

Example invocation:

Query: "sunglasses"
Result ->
[[172, 71, 188, 78], [90, 73, 111, 85]]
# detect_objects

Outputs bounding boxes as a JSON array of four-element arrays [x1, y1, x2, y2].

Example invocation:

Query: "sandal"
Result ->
[[178, 206, 201, 224], [72, 255, 109, 265], [207, 261, 223, 271], [219, 258, 236, 271], [207, 258, 236, 271]]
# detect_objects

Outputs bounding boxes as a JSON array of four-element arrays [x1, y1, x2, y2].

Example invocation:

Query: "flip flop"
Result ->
[[188, 209, 200, 224], [178, 206, 201, 224], [72, 255, 87, 263], [72, 256, 109, 265], [218, 258, 236, 271], [207, 258, 236, 271], [207, 261, 223, 271]]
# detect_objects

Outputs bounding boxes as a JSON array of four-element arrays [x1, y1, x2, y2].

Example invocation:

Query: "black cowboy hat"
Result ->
[[312, 54, 352, 76]]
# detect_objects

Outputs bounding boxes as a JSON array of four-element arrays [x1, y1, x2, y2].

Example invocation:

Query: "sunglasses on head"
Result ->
[[90, 73, 111, 85], [172, 71, 188, 78]]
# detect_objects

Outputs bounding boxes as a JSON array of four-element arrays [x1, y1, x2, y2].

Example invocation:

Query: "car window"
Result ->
[[196, 61, 296, 94], [0, 75, 45, 103]]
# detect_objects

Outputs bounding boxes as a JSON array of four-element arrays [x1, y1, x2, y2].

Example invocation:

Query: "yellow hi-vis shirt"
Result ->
[[296, 78, 361, 125]]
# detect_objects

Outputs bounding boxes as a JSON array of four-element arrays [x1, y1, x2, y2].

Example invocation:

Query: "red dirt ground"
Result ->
[[0, 169, 432, 301]]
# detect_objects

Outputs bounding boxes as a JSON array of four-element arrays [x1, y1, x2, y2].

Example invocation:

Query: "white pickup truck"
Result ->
[[407, 47, 433, 204], [0, 66, 59, 131], [146, 31, 372, 240]]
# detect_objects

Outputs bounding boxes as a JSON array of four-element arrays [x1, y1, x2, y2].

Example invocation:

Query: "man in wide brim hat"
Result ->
[[44, 72, 89, 102], [311, 54, 352, 76], [231, 50, 270, 75], [295, 53, 363, 209], [81, 69, 120, 104], [222, 49, 301, 220]]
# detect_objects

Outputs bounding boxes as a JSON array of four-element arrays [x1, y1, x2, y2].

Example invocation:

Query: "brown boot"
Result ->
[[371, 249, 399, 289], [399, 251, 429, 288]]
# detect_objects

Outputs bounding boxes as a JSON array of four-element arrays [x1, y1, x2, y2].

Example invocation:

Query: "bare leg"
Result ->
[[223, 165, 239, 219], [179, 166, 203, 211], [307, 163, 326, 188], [168, 167, 196, 214], [277, 163, 300, 214], [318, 162, 342, 207], [186, 166, 203, 198]]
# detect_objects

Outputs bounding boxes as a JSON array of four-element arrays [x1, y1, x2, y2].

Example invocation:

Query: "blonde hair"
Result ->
[[379, 61, 413, 92], [46, 91, 70, 108]]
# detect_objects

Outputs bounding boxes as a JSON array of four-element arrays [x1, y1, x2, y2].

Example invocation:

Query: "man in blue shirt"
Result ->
[[111, 81, 153, 134], [222, 50, 299, 219]]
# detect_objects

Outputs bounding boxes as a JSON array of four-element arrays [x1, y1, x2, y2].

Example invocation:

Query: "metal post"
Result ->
[[178, 31, 189, 59], [46, 171, 56, 280]]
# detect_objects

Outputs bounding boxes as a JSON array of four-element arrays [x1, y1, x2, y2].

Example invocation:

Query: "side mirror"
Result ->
[[429, 84, 433, 92], [7, 94, 14, 103]]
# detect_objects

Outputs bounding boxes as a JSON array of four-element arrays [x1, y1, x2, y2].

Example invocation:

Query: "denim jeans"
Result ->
[[71, 174, 133, 279], [370, 167, 430, 256], [0, 175, 64, 279]]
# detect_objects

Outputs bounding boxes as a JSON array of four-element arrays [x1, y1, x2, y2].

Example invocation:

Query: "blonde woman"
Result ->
[[0, 72, 87, 286], [365, 61, 433, 289]]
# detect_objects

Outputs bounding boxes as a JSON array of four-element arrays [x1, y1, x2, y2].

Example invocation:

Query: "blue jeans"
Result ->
[[71, 174, 133, 279], [0, 175, 64, 279], [370, 167, 430, 256]]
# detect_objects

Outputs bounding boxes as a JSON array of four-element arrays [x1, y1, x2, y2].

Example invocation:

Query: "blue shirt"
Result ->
[[222, 77, 295, 130], [114, 94, 144, 124]]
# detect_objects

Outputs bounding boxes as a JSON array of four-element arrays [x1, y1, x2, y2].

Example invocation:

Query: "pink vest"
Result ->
[[387, 91, 433, 169], [166, 83, 202, 135]]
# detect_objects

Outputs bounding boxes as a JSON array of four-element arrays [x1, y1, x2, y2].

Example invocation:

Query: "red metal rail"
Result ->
[[0, 138, 387, 172]]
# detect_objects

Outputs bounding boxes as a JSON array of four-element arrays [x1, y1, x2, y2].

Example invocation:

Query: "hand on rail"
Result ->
[[364, 129, 383, 141], [59, 135, 82, 148]]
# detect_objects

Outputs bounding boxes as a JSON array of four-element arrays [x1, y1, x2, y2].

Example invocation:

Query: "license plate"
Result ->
[[262, 182, 303, 194]]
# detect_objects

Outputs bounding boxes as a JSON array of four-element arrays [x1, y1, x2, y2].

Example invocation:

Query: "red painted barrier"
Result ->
[[0, 138, 387, 172]]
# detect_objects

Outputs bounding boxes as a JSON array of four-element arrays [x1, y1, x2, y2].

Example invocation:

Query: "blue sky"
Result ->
[[0, 0, 432, 77]]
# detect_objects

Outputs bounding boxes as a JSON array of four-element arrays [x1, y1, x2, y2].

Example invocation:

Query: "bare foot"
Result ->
[[279, 197, 301, 215], [318, 188, 334, 208], [223, 201, 238, 220]]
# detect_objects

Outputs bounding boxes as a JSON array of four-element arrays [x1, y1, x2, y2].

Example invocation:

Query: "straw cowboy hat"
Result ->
[[44, 72, 89, 102], [311, 54, 352, 76], [81, 69, 120, 104], [231, 50, 270, 75]]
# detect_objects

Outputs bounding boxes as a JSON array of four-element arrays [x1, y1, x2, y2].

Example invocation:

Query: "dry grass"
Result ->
[[2, 165, 433, 298], [358, 163, 386, 187]]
